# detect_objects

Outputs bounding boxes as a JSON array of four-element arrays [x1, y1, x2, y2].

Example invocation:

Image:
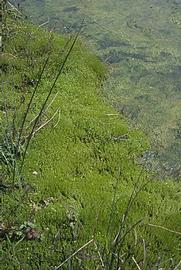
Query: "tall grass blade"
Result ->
[[19, 19, 85, 174]]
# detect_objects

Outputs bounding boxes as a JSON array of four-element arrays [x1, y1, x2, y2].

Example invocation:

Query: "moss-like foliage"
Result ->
[[18, 0, 181, 178], [0, 12, 181, 270]]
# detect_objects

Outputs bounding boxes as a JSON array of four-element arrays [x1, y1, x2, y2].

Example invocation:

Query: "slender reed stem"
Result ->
[[19, 20, 84, 175], [55, 238, 93, 270]]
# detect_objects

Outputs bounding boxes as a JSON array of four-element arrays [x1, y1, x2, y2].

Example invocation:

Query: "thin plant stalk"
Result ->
[[55, 238, 93, 270], [13, 49, 52, 175], [101, 169, 121, 261], [106, 170, 150, 270], [19, 20, 84, 175], [12, 31, 56, 181], [16, 32, 72, 152]]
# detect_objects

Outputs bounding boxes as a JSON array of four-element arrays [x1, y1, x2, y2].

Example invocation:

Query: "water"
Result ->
[[18, 0, 181, 179]]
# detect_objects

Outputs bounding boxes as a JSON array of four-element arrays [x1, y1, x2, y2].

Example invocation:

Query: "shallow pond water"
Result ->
[[18, 0, 181, 179]]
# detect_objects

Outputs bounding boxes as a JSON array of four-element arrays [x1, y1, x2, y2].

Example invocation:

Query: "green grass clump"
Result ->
[[0, 13, 181, 270]]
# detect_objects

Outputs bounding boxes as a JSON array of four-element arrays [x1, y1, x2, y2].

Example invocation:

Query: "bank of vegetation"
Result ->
[[0, 3, 181, 270]]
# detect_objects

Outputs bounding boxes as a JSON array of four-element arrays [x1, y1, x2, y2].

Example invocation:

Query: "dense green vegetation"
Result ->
[[17, 0, 181, 179], [0, 4, 181, 270]]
